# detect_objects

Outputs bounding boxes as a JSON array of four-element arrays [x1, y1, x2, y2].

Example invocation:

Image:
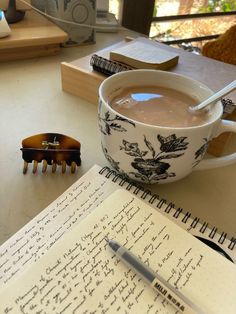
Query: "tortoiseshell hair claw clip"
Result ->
[[21, 133, 81, 174]]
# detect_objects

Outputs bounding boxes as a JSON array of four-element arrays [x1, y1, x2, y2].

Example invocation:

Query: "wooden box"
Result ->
[[0, 10, 68, 61]]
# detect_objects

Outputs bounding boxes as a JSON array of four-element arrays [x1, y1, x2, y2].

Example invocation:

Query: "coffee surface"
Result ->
[[110, 86, 210, 127]]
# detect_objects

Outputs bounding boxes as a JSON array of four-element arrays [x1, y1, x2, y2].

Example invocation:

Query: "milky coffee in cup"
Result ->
[[110, 85, 210, 128]]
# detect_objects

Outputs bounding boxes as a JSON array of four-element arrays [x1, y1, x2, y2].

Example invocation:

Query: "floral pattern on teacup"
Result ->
[[117, 134, 189, 183], [192, 138, 209, 167], [102, 145, 130, 180], [98, 110, 135, 135], [102, 146, 120, 171]]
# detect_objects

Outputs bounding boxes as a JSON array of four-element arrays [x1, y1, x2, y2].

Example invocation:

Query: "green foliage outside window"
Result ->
[[199, 0, 236, 13]]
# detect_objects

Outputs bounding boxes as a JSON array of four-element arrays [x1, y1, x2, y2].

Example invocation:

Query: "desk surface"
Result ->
[[0, 31, 236, 245]]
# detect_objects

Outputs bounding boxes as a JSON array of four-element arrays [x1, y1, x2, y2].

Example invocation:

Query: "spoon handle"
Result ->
[[189, 80, 236, 112]]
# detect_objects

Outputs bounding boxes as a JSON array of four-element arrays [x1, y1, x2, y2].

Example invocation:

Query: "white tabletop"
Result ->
[[0, 31, 236, 245]]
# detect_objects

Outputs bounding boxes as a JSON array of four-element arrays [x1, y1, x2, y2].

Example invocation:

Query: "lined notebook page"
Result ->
[[0, 165, 117, 287], [1, 165, 236, 291], [110, 38, 179, 69], [1, 190, 236, 314], [111, 41, 174, 64]]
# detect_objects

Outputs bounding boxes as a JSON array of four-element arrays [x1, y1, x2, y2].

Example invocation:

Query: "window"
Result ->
[[151, 0, 236, 49], [111, 0, 236, 48]]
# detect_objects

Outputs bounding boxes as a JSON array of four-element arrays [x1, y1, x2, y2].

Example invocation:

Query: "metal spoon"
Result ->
[[189, 80, 236, 113]]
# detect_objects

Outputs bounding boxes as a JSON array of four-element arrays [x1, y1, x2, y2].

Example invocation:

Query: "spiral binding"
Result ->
[[99, 166, 236, 252], [90, 54, 132, 76]]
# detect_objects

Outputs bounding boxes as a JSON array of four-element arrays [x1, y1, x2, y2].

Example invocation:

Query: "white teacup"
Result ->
[[98, 70, 236, 184]]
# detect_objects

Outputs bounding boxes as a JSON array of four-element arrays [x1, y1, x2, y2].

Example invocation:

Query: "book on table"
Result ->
[[90, 37, 179, 75], [0, 164, 236, 313], [109, 37, 179, 70]]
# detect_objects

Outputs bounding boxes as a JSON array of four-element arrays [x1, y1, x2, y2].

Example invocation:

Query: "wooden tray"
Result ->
[[0, 10, 68, 61]]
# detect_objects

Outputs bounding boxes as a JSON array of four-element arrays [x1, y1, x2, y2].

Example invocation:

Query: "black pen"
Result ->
[[106, 238, 204, 314]]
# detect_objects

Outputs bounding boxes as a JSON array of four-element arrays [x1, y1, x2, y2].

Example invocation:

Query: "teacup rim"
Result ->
[[99, 69, 224, 130]]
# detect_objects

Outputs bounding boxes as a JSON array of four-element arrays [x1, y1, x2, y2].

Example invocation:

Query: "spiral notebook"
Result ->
[[1, 189, 236, 313], [90, 53, 133, 76], [0, 164, 235, 290], [90, 37, 179, 75]]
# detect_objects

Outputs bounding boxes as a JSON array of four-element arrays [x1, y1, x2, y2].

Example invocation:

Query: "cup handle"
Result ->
[[195, 119, 236, 170]]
